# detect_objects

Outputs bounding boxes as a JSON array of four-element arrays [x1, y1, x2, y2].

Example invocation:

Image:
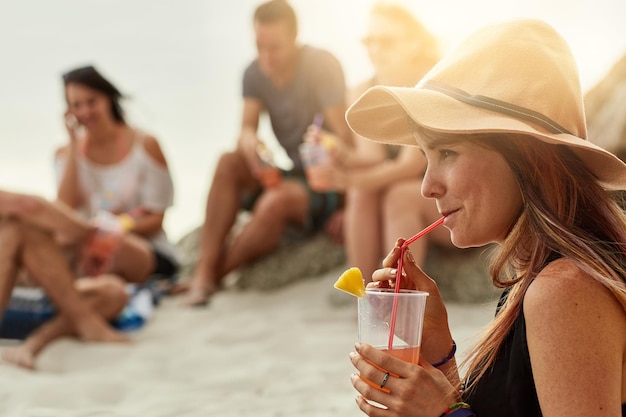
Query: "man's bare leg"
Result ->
[[17, 223, 127, 342], [184, 152, 258, 306], [2, 275, 129, 370], [218, 180, 309, 275]]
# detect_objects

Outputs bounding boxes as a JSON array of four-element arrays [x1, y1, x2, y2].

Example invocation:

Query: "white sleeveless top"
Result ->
[[55, 131, 179, 264]]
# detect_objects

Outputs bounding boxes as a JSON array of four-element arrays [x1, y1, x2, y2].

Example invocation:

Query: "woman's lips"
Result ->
[[441, 209, 460, 225], [441, 209, 458, 218]]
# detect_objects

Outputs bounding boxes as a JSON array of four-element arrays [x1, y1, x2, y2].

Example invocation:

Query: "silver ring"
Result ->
[[380, 372, 390, 389]]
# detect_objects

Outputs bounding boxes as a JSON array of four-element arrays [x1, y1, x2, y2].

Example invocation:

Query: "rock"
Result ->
[[236, 232, 346, 291], [174, 224, 202, 281], [584, 54, 626, 160], [174, 215, 497, 304], [423, 245, 500, 303], [174, 213, 347, 291]]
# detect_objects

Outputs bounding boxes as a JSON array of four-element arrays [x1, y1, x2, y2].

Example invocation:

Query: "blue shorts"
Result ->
[[0, 279, 164, 339], [0, 287, 55, 340]]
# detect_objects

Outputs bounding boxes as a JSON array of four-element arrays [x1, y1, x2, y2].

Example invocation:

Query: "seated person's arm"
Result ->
[[339, 146, 426, 191], [323, 101, 354, 150], [341, 135, 387, 168], [127, 135, 173, 237], [129, 211, 165, 237], [237, 98, 263, 175], [55, 144, 83, 209]]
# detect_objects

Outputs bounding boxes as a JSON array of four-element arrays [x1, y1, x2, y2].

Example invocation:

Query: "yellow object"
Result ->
[[117, 213, 136, 232], [333, 267, 365, 298], [321, 134, 336, 151]]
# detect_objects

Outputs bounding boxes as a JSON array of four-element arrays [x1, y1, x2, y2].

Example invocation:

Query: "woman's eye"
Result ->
[[439, 149, 456, 158]]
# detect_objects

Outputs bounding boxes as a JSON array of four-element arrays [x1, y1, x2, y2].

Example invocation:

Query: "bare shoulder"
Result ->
[[523, 259, 626, 411], [524, 257, 626, 339], [140, 134, 168, 168]]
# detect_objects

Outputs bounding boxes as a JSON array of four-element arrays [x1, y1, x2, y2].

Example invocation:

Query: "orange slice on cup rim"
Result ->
[[333, 267, 366, 298]]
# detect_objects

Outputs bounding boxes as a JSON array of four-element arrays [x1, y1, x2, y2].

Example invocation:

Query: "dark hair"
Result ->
[[253, 0, 297, 36], [62, 65, 125, 123]]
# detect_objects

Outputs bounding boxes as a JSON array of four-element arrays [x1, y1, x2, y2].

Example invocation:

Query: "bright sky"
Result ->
[[294, 0, 626, 91]]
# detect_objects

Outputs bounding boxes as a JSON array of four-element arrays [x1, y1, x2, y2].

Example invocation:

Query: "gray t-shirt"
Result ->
[[243, 45, 346, 173]]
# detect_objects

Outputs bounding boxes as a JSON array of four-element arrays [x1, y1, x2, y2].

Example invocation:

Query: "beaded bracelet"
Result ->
[[439, 402, 475, 417], [446, 409, 475, 417], [432, 341, 457, 368]]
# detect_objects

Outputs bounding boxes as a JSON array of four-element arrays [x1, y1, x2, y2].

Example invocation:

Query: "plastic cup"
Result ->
[[82, 210, 124, 276], [299, 142, 331, 191], [358, 288, 428, 364]]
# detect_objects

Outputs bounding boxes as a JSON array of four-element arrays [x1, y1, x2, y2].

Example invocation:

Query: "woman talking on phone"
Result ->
[[56, 65, 179, 283]]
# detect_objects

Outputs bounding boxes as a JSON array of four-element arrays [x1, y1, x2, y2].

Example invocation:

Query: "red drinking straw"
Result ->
[[387, 216, 446, 351]]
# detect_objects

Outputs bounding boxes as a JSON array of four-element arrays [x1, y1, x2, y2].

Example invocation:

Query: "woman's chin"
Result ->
[[450, 234, 484, 249]]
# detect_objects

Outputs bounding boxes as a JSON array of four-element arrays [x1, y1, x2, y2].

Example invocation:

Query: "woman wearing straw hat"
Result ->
[[346, 19, 626, 417]]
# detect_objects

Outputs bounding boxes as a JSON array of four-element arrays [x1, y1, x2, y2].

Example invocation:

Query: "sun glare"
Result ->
[[293, 0, 625, 91]]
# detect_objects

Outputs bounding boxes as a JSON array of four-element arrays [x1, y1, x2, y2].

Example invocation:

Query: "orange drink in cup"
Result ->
[[358, 288, 428, 363], [358, 288, 428, 391], [336, 217, 444, 396]]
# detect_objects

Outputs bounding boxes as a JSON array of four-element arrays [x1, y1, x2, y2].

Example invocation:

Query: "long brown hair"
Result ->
[[417, 126, 626, 390]]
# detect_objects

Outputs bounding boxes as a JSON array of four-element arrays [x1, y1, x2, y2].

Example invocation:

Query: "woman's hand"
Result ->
[[371, 239, 454, 365], [350, 343, 459, 417], [64, 111, 81, 144]]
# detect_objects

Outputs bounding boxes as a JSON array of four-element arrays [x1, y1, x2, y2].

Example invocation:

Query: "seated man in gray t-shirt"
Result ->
[[184, 0, 353, 306]]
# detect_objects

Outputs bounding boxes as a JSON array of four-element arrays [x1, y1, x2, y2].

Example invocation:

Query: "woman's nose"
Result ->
[[421, 167, 443, 199]]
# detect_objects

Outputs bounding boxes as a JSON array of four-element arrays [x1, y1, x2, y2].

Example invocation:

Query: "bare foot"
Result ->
[[76, 317, 130, 343], [168, 281, 190, 295], [182, 281, 217, 307], [2, 345, 36, 370]]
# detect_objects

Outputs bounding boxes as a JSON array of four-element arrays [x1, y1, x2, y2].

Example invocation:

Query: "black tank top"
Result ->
[[464, 295, 626, 416]]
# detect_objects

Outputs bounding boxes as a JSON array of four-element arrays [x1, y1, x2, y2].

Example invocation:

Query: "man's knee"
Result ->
[[214, 151, 258, 188], [216, 151, 246, 175], [254, 189, 308, 225]]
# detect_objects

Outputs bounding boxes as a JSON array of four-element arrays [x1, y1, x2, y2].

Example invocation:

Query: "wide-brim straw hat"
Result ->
[[346, 19, 626, 190]]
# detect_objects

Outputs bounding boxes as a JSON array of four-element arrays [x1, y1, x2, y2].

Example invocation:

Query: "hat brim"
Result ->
[[346, 85, 626, 190]]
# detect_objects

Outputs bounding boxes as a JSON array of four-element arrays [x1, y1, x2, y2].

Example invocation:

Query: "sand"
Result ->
[[0, 266, 496, 417]]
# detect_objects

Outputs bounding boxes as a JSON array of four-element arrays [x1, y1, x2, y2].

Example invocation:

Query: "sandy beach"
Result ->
[[0, 266, 495, 417]]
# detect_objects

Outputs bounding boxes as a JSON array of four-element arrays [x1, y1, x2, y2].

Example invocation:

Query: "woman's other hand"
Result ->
[[350, 342, 459, 417]]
